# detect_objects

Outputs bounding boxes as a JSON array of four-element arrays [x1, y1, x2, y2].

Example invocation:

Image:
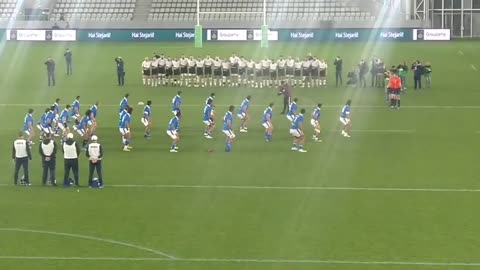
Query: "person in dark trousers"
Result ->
[[412, 60, 423, 90], [45, 57, 56, 86], [358, 60, 368, 88], [277, 81, 292, 114], [12, 131, 32, 186], [39, 133, 57, 186], [64, 49, 72, 75], [86, 135, 104, 187], [334, 56, 343, 87], [62, 133, 80, 186], [115, 56, 125, 86]]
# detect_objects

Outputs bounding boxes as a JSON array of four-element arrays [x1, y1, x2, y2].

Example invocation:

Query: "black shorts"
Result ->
[[151, 68, 158, 75], [390, 88, 401, 95], [205, 66, 212, 75], [302, 68, 311, 76], [238, 67, 246, 75], [231, 65, 239, 75], [173, 68, 180, 76], [311, 68, 319, 78], [255, 70, 263, 77], [214, 68, 222, 76], [222, 69, 230, 77], [278, 68, 286, 77], [294, 69, 302, 76], [180, 66, 188, 74], [166, 68, 173, 77], [143, 69, 150, 76], [159, 66, 166, 75], [286, 67, 294, 76], [319, 69, 326, 77], [196, 68, 204, 76], [270, 70, 277, 79], [188, 67, 196, 74]]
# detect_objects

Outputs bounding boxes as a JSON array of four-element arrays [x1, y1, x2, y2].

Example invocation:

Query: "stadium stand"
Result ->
[[0, 0, 18, 21], [50, 0, 136, 21], [148, 0, 375, 21]]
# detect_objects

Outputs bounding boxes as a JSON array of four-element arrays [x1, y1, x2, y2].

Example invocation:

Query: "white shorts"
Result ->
[[42, 127, 52, 134], [74, 114, 80, 119], [262, 122, 271, 129], [76, 128, 85, 136], [340, 117, 350, 125], [119, 128, 130, 135], [289, 129, 302, 138], [237, 113, 246, 119], [166, 130, 178, 139], [58, 123, 67, 131], [203, 119, 213, 125], [141, 118, 149, 127], [222, 129, 236, 139], [172, 110, 179, 116], [36, 124, 43, 131], [286, 115, 295, 122], [24, 130, 31, 136], [310, 119, 319, 127]]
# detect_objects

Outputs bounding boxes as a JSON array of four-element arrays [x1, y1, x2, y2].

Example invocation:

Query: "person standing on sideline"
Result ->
[[277, 81, 292, 114], [39, 133, 57, 186], [412, 60, 423, 90], [115, 57, 125, 86], [45, 57, 56, 86], [86, 135, 104, 188], [64, 49, 72, 75], [12, 131, 32, 185], [62, 133, 80, 186], [358, 60, 368, 88], [334, 56, 343, 87]]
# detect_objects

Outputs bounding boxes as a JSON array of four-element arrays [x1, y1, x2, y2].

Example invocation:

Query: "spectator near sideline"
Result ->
[[86, 135, 104, 188], [39, 133, 58, 186], [12, 131, 32, 186]]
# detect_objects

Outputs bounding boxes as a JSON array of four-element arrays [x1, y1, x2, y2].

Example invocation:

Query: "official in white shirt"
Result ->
[[12, 131, 32, 185], [39, 133, 58, 186], [62, 132, 80, 186], [86, 135, 104, 187]]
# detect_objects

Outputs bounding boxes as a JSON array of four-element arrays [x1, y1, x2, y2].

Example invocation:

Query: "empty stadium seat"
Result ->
[[147, 0, 374, 21], [50, 0, 136, 21]]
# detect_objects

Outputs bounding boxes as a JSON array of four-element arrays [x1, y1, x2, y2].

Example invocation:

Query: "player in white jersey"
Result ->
[[213, 57, 222, 86], [204, 55, 214, 82], [293, 57, 302, 86], [301, 58, 312, 88], [158, 54, 166, 86], [229, 53, 239, 78], [310, 57, 320, 87], [165, 57, 173, 86], [172, 58, 180, 86], [238, 57, 247, 86], [277, 56, 286, 82], [254, 61, 263, 88], [261, 58, 271, 86], [319, 59, 328, 86], [196, 57, 205, 87], [141, 57, 152, 86], [286, 56, 295, 83], [270, 60, 278, 87], [187, 56, 196, 87], [246, 59, 255, 87], [150, 56, 159, 87], [221, 58, 231, 86], [179, 55, 188, 81]]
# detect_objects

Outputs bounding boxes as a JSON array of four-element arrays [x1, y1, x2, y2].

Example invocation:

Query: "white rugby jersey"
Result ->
[[229, 56, 239, 64], [214, 59, 222, 68], [246, 60, 254, 69], [319, 61, 328, 70], [142, 60, 151, 70], [255, 62, 262, 70], [261, 59, 271, 69], [294, 61, 302, 70], [165, 60, 172, 68], [205, 57, 213, 66], [151, 59, 159, 68], [311, 59, 320, 68], [286, 59, 295, 68], [172, 60, 180, 69], [158, 57, 166, 66], [222, 61, 231, 69], [239, 59, 247, 68], [277, 59, 286, 68], [302, 60, 311, 68], [197, 59, 205, 68], [270, 63, 278, 71], [179, 58, 188, 66], [188, 59, 196, 67]]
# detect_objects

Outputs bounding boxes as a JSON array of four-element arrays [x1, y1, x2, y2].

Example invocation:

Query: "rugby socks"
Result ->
[[390, 98, 395, 107], [397, 100, 401, 108], [225, 142, 231, 152], [299, 145, 304, 150], [82, 140, 87, 148]]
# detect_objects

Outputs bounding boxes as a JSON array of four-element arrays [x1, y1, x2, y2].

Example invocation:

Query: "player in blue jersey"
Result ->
[[261, 103, 274, 142], [71, 96, 81, 123], [37, 108, 49, 137], [58, 104, 71, 138], [44, 106, 56, 136], [119, 107, 133, 151], [119, 93, 129, 116], [203, 99, 214, 139], [205, 92, 215, 121], [75, 110, 93, 148], [289, 108, 307, 152], [172, 91, 182, 116], [222, 105, 235, 152], [52, 98, 61, 135], [166, 111, 181, 152], [142, 100, 152, 139], [340, 99, 352, 138], [89, 102, 99, 134], [237, 95, 251, 132], [286, 97, 298, 122], [23, 108, 35, 144], [311, 103, 322, 142]]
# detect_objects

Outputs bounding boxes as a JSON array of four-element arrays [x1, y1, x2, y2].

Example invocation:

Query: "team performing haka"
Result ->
[[139, 53, 330, 89]]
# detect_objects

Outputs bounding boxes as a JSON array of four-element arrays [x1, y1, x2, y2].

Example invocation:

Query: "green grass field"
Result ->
[[0, 41, 479, 270]]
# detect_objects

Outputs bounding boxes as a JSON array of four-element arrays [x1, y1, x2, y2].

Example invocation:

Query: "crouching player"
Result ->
[[261, 103, 274, 142], [58, 105, 71, 140], [166, 111, 181, 153], [119, 107, 133, 151], [290, 108, 307, 152], [75, 110, 93, 149], [311, 103, 322, 142], [23, 108, 35, 145], [340, 100, 352, 138], [142, 100, 152, 139], [203, 99, 214, 139], [222, 105, 235, 152]]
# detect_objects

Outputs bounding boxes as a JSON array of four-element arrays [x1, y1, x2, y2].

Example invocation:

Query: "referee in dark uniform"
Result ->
[[39, 133, 57, 186], [45, 57, 56, 86], [12, 131, 32, 186], [115, 56, 125, 86], [277, 81, 292, 114]]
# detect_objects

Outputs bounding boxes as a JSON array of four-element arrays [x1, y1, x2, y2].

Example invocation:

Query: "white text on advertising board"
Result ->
[[175, 32, 194, 39], [290, 32, 314, 39], [380, 31, 405, 39], [88, 32, 111, 39], [335, 32, 360, 39], [132, 32, 155, 39]]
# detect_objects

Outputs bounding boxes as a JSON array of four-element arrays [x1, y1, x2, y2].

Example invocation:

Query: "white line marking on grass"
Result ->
[[471, 65, 478, 72], [2, 104, 480, 109], [0, 256, 480, 267], [458, 50, 464, 56], [0, 228, 177, 259], [2, 184, 480, 193]]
